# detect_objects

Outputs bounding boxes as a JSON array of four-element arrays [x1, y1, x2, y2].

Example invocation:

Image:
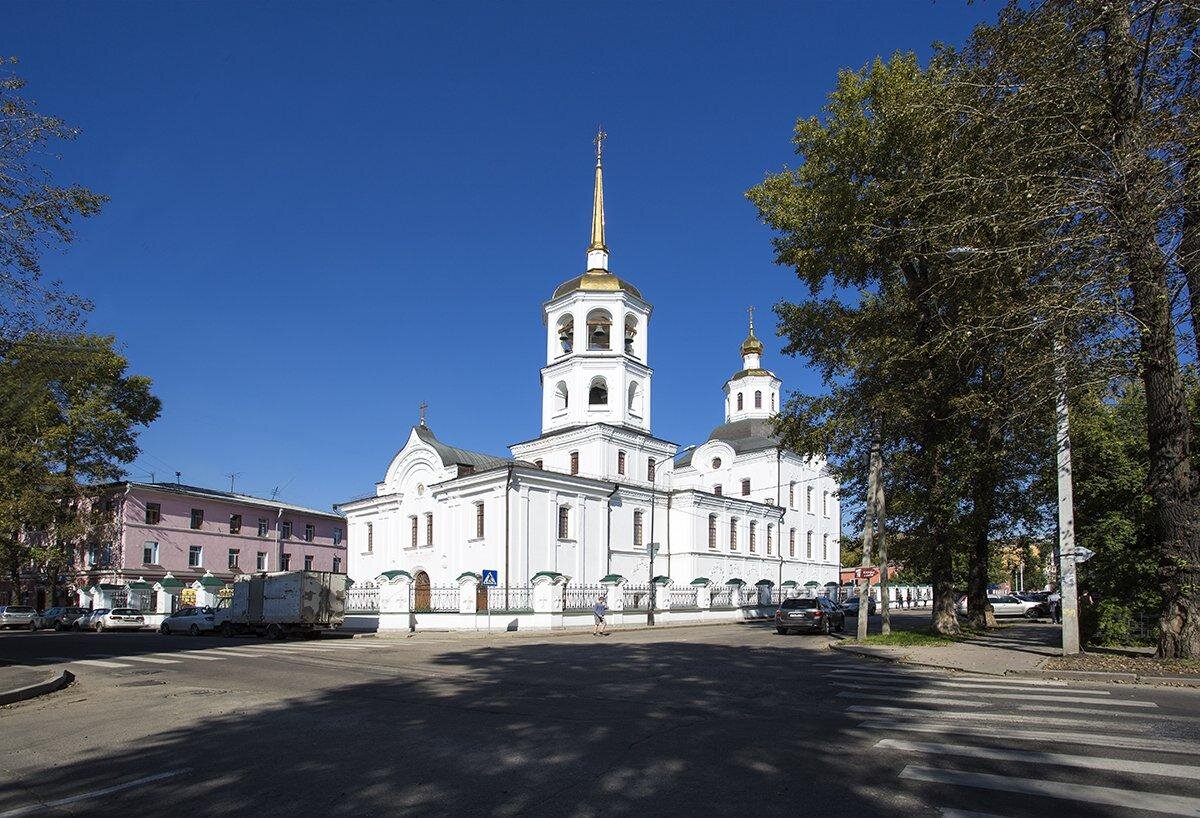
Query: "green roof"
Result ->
[[456, 571, 482, 582], [725, 578, 746, 587], [156, 576, 185, 589], [803, 581, 821, 588], [755, 579, 774, 586], [197, 573, 225, 588], [378, 570, 411, 581], [652, 575, 671, 584], [98, 583, 124, 591], [690, 577, 711, 586], [781, 580, 798, 587], [531, 571, 564, 581], [126, 580, 153, 590], [600, 574, 625, 584]]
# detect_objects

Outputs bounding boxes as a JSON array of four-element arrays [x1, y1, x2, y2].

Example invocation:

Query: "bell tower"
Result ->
[[539, 132, 653, 435], [723, 307, 781, 422]]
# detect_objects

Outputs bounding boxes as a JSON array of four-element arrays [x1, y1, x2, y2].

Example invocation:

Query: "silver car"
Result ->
[[77, 609, 110, 631], [0, 605, 37, 630], [92, 608, 146, 632]]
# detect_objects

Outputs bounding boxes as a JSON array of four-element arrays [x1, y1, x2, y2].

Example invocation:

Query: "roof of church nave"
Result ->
[[412, 423, 519, 472], [675, 417, 782, 467]]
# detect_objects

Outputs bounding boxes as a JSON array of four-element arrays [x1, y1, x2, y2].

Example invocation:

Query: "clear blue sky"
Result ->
[[8, 1, 997, 510]]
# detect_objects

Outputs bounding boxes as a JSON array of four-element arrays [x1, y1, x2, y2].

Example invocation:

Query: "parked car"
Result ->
[[77, 609, 110, 631], [775, 597, 845, 635], [31, 606, 87, 631], [840, 596, 877, 617], [91, 608, 146, 632], [1014, 593, 1050, 617], [159, 606, 217, 636], [955, 594, 1042, 619], [0, 605, 37, 630]]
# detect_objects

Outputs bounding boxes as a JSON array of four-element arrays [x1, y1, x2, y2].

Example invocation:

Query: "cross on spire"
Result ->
[[418, 400, 428, 427], [748, 305, 756, 336], [594, 126, 606, 163]]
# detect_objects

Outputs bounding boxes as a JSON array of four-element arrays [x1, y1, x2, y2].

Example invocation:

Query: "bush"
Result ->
[[1082, 599, 1143, 646]]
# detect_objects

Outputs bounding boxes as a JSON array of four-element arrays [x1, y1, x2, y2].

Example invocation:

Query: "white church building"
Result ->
[[339, 137, 840, 622]]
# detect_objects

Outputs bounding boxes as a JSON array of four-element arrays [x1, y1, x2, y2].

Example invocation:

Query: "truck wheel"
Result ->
[[266, 624, 284, 640], [220, 621, 234, 638]]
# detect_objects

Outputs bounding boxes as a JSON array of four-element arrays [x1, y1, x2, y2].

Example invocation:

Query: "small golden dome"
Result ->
[[740, 334, 764, 356], [552, 270, 643, 301]]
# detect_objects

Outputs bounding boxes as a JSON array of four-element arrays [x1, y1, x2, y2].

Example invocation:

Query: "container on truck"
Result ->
[[216, 570, 347, 639]]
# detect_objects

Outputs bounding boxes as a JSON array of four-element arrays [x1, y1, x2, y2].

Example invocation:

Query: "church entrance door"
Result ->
[[414, 571, 431, 612]]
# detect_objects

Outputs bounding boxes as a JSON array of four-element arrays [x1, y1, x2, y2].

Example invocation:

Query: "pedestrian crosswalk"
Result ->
[[834, 666, 1200, 816], [12, 639, 379, 673]]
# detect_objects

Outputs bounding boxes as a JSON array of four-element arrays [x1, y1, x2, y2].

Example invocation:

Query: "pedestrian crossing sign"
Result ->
[[482, 570, 498, 587]]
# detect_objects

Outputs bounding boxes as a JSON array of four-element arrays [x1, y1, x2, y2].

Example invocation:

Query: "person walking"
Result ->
[[1048, 586, 1062, 624], [593, 595, 608, 636], [905, 590, 913, 610]]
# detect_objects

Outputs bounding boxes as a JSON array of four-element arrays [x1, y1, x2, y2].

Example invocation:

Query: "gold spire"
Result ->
[[588, 126, 607, 257], [741, 305, 764, 356]]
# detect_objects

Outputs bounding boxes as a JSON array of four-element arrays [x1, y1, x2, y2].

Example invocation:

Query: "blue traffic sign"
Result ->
[[482, 570, 499, 587]]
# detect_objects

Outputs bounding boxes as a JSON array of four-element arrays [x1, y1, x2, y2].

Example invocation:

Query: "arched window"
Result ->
[[556, 314, 574, 354], [589, 376, 608, 405], [410, 515, 418, 547], [628, 381, 642, 416], [730, 518, 739, 551], [570, 451, 579, 475], [617, 450, 626, 475], [647, 458, 656, 481], [366, 522, 373, 553], [633, 510, 644, 546], [475, 503, 485, 539], [822, 491, 829, 516], [806, 530, 813, 559], [789, 528, 796, 558], [771, 392, 776, 412], [741, 478, 751, 496], [708, 515, 718, 550], [558, 505, 571, 539], [767, 524, 773, 556], [737, 392, 744, 411], [554, 381, 569, 411], [749, 521, 757, 553], [586, 309, 612, 350], [806, 486, 813, 512], [822, 533, 829, 560], [789, 481, 795, 509], [755, 390, 762, 409], [425, 512, 433, 545], [624, 315, 638, 356]]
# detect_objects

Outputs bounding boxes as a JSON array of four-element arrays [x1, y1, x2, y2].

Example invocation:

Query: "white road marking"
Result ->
[[122, 656, 179, 665], [208, 650, 265, 658], [856, 720, 1200, 755], [1017, 703, 1200, 721], [838, 683, 1154, 707], [834, 677, 1105, 695], [828, 668, 1069, 687], [171, 652, 223, 661], [879, 738, 1200, 779], [899, 765, 1200, 815], [938, 809, 1012, 818], [844, 705, 1151, 730], [839, 692, 987, 707], [0, 768, 189, 818], [42, 656, 130, 669]]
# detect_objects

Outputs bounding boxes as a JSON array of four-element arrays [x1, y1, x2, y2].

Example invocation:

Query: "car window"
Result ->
[[173, 608, 192, 617], [93, 609, 110, 616], [7, 606, 35, 613], [111, 608, 137, 615], [781, 598, 817, 609]]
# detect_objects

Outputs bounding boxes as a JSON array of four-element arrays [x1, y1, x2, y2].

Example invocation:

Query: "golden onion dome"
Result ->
[[552, 270, 643, 301], [740, 333, 764, 356]]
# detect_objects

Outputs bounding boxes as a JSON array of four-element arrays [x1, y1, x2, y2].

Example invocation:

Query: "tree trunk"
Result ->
[[968, 416, 1001, 630], [876, 453, 890, 637], [1182, 165, 1200, 360], [857, 430, 881, 640], [929, 460, 961, 637]]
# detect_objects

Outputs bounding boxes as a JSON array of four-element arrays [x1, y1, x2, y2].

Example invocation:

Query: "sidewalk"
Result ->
[[0, 664, 73, 706]]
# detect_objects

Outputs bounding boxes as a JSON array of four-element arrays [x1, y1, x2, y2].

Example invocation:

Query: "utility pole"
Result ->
[[1056, 360, 1081, 655], [648, 472, 656, 627], [226, 472, 241, 493], [857, 426, 882, 640]]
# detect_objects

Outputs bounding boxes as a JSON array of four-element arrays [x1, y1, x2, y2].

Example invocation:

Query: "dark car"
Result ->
[[775, 597, 845, 635], [31, 606, 87, 631], [840, 596, 878, 617]]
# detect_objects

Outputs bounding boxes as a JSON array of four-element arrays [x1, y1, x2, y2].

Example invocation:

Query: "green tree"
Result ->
[[0, 334, 160, 601], [1, 57, 107, 340]]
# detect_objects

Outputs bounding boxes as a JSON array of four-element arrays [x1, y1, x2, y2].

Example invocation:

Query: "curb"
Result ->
[[830, 642, 1009, 676], [0, 669, 74, 707], [353, 617, 774, 641], [1008, 668, 1200, 688]]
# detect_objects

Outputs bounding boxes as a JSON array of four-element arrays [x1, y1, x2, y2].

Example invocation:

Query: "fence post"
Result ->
[[376, 570, 412, 632], [652, 575, 672, 623], [692, 578, 712, 614], [728, 578, 745, 609], [601, 574, 625, 629], [531, 571, 566, 629], [457, 572, 481, 616], [755, 580, 773, 612]]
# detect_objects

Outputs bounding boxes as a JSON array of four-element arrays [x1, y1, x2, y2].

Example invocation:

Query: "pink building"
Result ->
[[75, 482, 347, 616]]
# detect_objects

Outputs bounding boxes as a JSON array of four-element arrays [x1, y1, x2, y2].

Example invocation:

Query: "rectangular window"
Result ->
[[366, 522, 374, 552], [475, 503, 484, 539], [822, 491, 829, 517], [410, 515, 418, 547], [281, 553, 291, 570], [188, 545, 202, 568], [789, 482, 795, 509], [741, 479, 750, 497], [767, 525, 773, 556], [647, 458, 656, 481], [281, 521, 293, 539], [806, 531, 813, 559], [229, 514, 242, 534], [333, 527, 343, 546], [749, 521, 757, 553], [228, 548, 240, 569], [789, 529, 796, 558], [558, 505, 570, 539], [190, 508, 204, 529], [145, 502, 161, 525], [304, 555, 314, 570], [633, 510, 643, 546], [425, 512, 433, 545], [256, 551, 267, 571], [708, 515, 717, 550], [822, 533, 828, 561], [87, 544, 98, 567], [257, 517, 269, 537], [713, 485, 722, 496], [332, 556, 342, 573], [617, 451, 626, 475], [807, 486, 813, 513], [730, 519, 738, 551], [142, 541, 159, 565], [570, 451, 579, 475], [304, 523, 315, 542]]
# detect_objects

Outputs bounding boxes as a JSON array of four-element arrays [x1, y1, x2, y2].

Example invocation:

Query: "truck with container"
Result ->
[[215, 570, 347, 639]]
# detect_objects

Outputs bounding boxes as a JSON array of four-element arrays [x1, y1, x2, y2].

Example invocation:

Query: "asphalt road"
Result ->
[[1, 621, 1197, 817]]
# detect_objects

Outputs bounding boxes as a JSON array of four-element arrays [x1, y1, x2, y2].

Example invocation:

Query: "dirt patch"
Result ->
[[1043, 652, 1200, 677]]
